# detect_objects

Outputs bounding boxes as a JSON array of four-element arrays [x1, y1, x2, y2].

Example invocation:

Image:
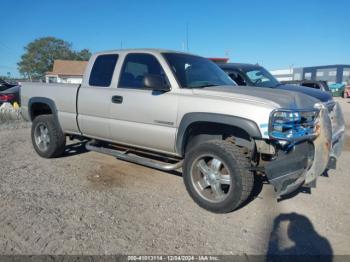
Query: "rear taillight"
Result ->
[[0, 94, 15, 102]]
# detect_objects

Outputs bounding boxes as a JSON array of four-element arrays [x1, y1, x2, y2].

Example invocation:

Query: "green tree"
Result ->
[[75, 49, 92, 61], [18, 37, 91, 79]]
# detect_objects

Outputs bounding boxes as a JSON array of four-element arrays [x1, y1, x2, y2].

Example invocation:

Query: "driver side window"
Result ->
[[118, 53, 167, 89]]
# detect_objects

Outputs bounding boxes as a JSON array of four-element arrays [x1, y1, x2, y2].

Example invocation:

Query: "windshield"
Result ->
[[244, 67, 280, 88], [162, 53, 234, 88]]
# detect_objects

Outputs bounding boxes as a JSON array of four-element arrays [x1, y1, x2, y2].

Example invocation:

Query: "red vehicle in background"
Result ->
[[0, 79, 20, 106]]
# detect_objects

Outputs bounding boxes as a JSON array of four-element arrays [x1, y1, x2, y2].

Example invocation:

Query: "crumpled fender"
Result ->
[[304, 107, 331, 184], [330, 102, 346, 159]]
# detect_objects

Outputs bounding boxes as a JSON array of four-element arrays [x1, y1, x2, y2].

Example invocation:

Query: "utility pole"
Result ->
[[181, 41, 185, 51], [186, 22, 189, 51]]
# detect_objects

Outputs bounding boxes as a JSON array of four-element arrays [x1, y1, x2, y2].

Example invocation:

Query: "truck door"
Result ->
[[108, 53, 178, 154], [77, 54, 119, 139]]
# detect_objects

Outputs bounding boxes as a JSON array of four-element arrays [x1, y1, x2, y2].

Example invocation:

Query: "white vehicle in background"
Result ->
[[20, 49, 345, 213]]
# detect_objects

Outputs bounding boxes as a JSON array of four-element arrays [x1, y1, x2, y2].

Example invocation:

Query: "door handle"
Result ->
[[111, 95, 123, 104]]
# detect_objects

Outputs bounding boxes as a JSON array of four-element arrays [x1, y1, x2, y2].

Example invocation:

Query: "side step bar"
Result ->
[[85, 141, 183, 171]]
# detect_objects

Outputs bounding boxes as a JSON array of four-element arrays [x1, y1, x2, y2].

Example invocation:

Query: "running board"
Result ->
[[86, 141, 183, 171]]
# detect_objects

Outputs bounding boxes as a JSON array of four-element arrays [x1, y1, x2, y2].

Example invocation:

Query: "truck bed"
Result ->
[[21, 82, 81, 134]]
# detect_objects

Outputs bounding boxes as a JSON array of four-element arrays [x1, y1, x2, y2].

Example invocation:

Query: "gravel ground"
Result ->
[[0, 98, 349, 255]]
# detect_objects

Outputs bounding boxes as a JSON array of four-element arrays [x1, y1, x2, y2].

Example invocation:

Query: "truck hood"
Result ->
[[194, 85, 320, 110], [277, 84, 332, 103]]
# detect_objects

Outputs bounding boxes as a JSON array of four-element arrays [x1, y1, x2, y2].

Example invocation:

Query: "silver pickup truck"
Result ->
[[21, 49, 345, 213]]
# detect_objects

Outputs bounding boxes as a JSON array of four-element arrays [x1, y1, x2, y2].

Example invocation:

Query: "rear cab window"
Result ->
[[89, 54, 119, 87]]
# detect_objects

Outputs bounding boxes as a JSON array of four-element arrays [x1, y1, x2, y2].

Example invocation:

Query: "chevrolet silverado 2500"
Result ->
[[21, 49, 345, 213]]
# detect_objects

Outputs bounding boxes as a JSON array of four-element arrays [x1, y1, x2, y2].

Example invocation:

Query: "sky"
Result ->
[[0, 0, 349, 77]]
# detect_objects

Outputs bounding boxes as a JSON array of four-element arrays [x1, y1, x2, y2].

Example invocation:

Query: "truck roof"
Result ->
[[219, 63, 262, 71], [93, 48, 193, 56]]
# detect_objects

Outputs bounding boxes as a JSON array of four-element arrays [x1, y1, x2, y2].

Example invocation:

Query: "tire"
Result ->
[[183, 140, 254, 213], [31, 114, 66, 158]]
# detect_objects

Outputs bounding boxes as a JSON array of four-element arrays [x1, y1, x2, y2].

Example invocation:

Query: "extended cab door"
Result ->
[[108, 53, 178, 154], [77, 54, 119, 139]]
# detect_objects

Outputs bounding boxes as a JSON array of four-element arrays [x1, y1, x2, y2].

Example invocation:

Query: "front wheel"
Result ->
[[183, 140, 254, 213], [31, 114, 66, 158]]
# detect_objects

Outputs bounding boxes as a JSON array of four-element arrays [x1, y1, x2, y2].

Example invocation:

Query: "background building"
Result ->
[[271, 64, 350, 84], [269, 68, 293, 81], [45, 60, 88, 84]]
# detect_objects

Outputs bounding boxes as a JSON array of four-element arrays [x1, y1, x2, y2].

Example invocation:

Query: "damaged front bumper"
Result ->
[[327, 102, 346, 169], [264, 101, 345, 196], [265, 141, 314, 196], [304, 101, 345, 184]]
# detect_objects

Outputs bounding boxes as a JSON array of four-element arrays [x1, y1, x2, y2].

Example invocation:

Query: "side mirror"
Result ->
[[143, 74, 170, 92]]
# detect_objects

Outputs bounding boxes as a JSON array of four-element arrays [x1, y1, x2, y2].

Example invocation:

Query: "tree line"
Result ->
[[17, 37, 92, 80]]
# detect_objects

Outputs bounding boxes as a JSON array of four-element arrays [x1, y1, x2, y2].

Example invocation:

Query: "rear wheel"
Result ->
[[183, 140, 254, 213], [31, 115, 66, 158]]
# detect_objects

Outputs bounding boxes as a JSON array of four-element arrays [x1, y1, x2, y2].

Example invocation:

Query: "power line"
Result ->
[[0, 65, 17, 70], [0, 41, 12, 50], [0, 41, 19, 56]]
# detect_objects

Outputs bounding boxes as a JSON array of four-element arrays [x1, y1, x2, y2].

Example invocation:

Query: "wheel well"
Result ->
[[30, 102, 53, 120], [182, 122, 253, 155]]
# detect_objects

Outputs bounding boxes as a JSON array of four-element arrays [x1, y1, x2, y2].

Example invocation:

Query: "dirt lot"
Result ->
[[0, 98, 349, 255]]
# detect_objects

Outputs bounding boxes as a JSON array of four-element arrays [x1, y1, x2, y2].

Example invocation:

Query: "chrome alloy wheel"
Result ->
[[190, 154, 232, 203], [34, 123, 50, 152]]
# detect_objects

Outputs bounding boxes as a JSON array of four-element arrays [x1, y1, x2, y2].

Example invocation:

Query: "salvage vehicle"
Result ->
[[21, 49, 345, 213], [218, 63, 333, 102]]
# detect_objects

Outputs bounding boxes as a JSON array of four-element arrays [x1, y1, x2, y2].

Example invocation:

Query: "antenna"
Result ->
[[186, 22, 189, 51]]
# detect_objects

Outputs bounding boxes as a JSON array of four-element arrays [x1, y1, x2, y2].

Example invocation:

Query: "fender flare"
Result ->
[[28, 97, 58, 121], [176, 112, 262, 155]]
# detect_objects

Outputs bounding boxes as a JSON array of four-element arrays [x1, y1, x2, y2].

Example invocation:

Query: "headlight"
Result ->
[[269, 109, 319, 141]]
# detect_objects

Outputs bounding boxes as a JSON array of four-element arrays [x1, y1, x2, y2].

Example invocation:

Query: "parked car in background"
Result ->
[[0, 78, 18, 91], [328, 83, 346, 97], [281, 80, 330, 93], [218, 63, 333, 103], [0, 85, 20, 106]]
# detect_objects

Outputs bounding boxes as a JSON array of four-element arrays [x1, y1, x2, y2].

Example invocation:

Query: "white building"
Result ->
[[45, 60, 88, 84], [270, 68, 294, 82]]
